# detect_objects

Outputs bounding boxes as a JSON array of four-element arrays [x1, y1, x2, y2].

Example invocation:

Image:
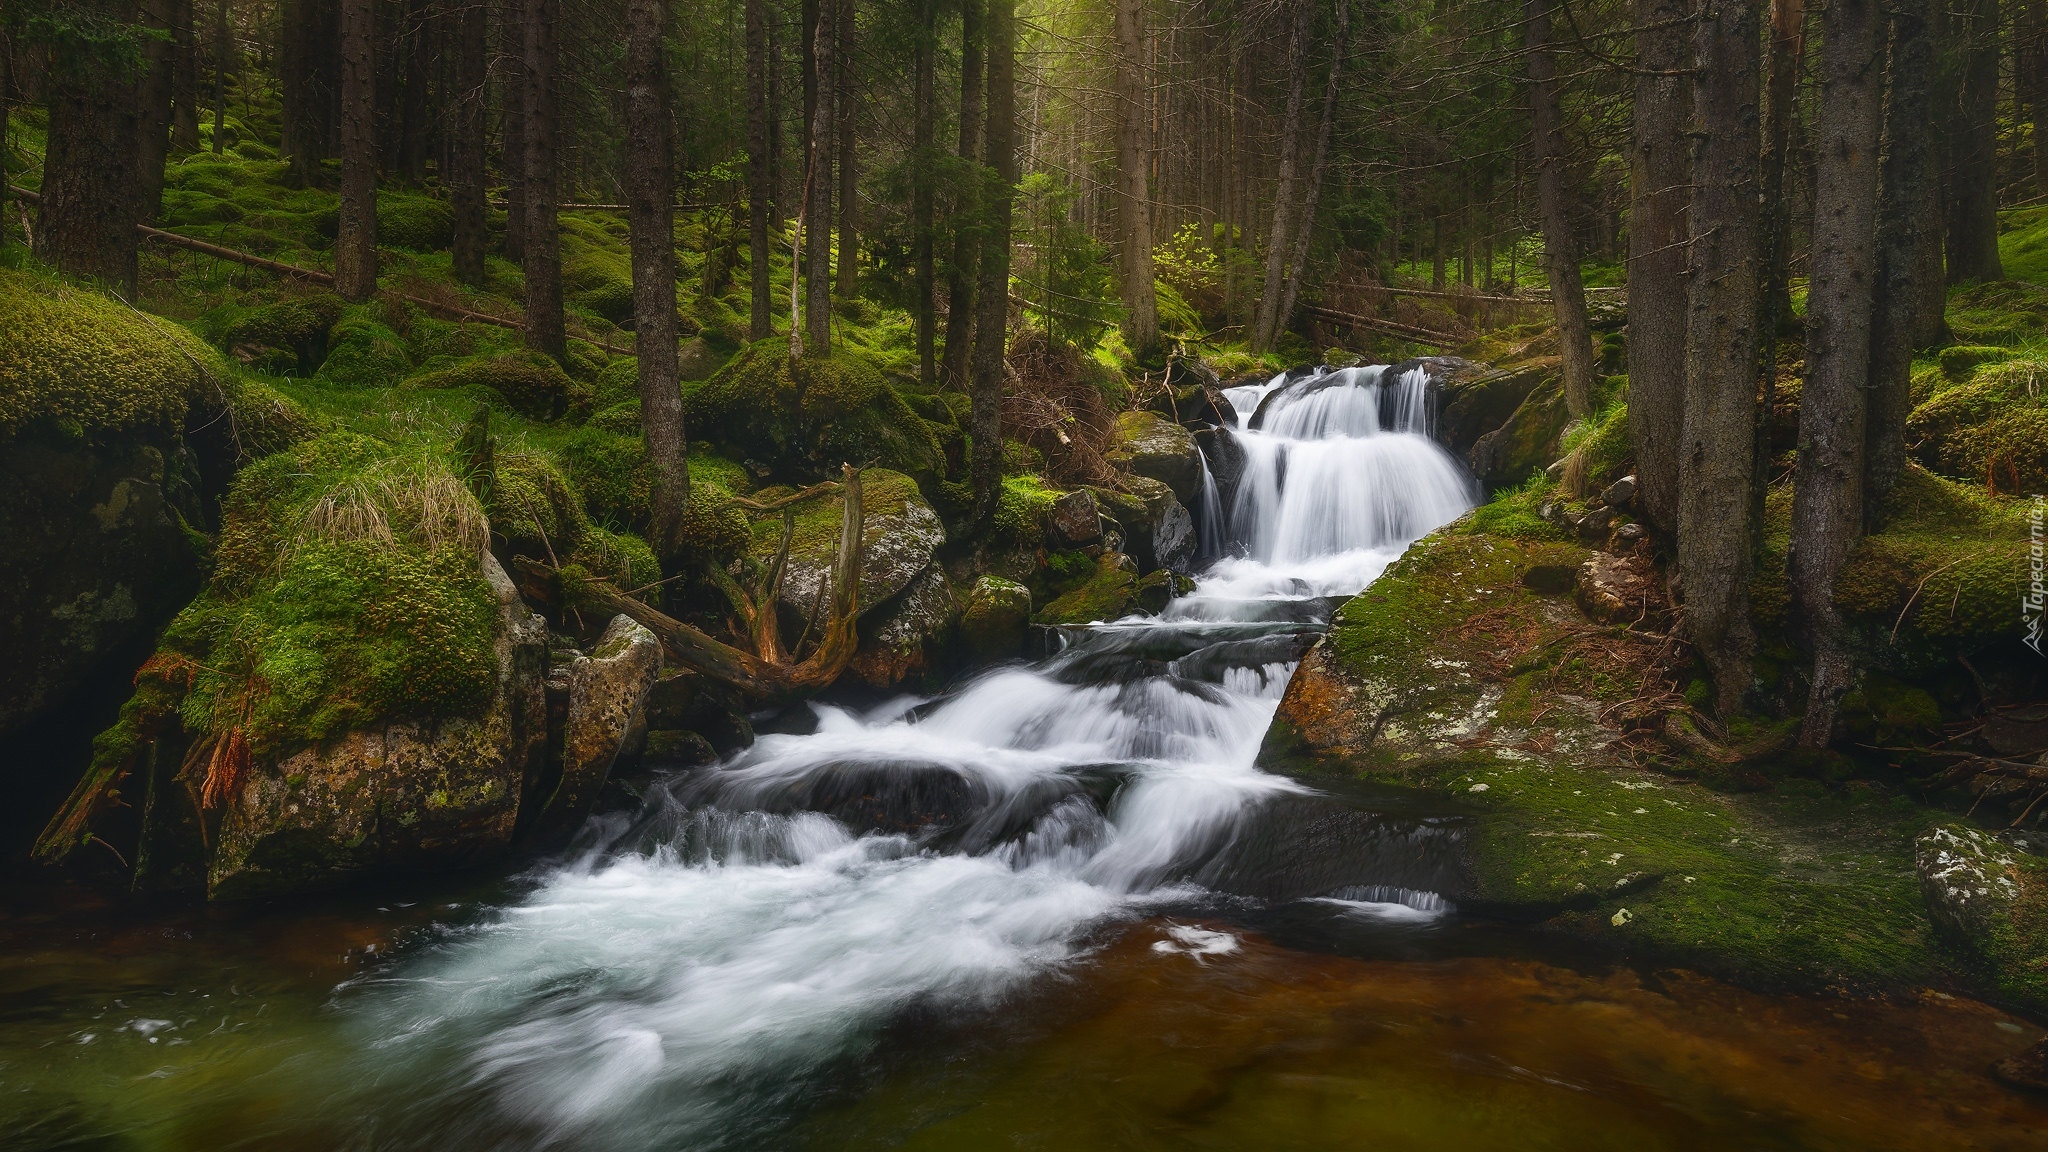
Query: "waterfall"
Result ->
[[341, 363, 1479, 1149]]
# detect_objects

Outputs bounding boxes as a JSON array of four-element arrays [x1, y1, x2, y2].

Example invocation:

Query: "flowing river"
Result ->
[[5, 367, 2047, 1151]]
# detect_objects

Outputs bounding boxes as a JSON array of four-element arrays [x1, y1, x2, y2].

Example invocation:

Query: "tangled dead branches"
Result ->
[[1002, 329, 1119, 488]]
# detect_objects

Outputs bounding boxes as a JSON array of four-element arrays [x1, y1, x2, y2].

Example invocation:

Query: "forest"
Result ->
[[2, 0, 2048, 1145]]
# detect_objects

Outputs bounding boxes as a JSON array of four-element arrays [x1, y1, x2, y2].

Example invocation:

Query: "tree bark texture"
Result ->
[[969, 0, 1016, 530], [171, 0, 201, 151], [1792, 0, 1884, 746], [1112, 0, 1159, 360], [135, 0, 176, 226], [1867, 0, 1938, 530], [1276, 0, 1350, 342], [38, 0, 145, 296], [450, 0, 488, 287], [1251, 0, 1311, 354], [803, 0, 835, 353], [1943, 0, 2004, 283], [625, 0, 687, 572], [942, 0, 985, 389], [334, 0, 378, 301], [747, 0, 774, 339], [1679, 0, 1762, 719], [521, 0, 565, 361], [210, 0, 229, 154], [913, 0, 937, 384], [1525, 0, 1595, 420], [1758, 0, 1806, 343], [1626, 0, 1691, 536], [501, 10, 526, 262], [834, 0, 857, 297]]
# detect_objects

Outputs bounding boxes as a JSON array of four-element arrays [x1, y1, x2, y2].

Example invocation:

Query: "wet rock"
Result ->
[[643, 728, 718, 766], [1135, 569, 1195, 614], [850, 564, 956, 689], [1601, 474, 1638, 510], [1917, 824, 2022, 940], [1993, 1040, 2048, 1095], [208, 552, 550, 899], [1106, 410, 1203, 503], [1095, 476, 1196, 575], [643, 672, 754, 754], [1033, 552, 1142, 625], [960, 575, 1032, 665], [1465, 366, 1571, 492], [1433, 358, 1547, 458], [525, 614, 663, 848], [1047, 488, 1104, 548], [773, 470, 944, 624], [1575, 551, 1657, 624], [1146, 357, 1232, 428]]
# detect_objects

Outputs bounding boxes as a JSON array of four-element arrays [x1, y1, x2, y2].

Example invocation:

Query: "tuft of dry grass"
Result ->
[[294, 456, 489, 560]]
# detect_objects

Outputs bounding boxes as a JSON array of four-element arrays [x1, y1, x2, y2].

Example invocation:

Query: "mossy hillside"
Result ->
[[0, 268, 214, 437], [1908, 355, 2048, 493], [1751, 466, 2032, 670], [684, 341, 946, 482], [1285, 526, 1952, 991], [406, 352, 587, 420]]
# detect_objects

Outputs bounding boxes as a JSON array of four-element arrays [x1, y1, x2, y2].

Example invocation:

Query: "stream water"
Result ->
[[6, 367, 2048, 1150]]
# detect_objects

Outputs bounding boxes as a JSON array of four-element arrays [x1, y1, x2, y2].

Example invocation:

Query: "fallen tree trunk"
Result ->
[[1301, 304, 1462, 349]]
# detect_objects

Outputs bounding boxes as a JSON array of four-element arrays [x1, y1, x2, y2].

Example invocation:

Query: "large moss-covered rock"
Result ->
[[208, 551, 548, 898], [408, 352, 586, 421], [1106, 410, 1203, 502], [1907, 358, 2048, 494], [1916, 824, 2048, 1011], [685, 342, 945, 482], [1033, 552, 1142, 625], [1260, 525, 1949, 993], [1466, 366, 1570, 493], [753, 469, 946, 624], [1434, 358, 1550, 459]]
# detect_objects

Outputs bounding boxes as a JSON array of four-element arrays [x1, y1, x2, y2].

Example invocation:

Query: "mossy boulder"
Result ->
[[314, 306, 412, 388], [0, 269, 215, 438], [1916, 825, 2048, 1012], [376, 193, 455, 251], [521, 614, 662, 849], [407, 353, 586, 421], [1466, 364, 1570, 493], [850, 564, 957, 689], [1259, 525, 1951, 993], [216, 292, 347, 375], [750, 469, 945, 624], [1106, 410, 1203, 503], [684, 342, 946, 483], [1907, 357, 2048, 491], [1032, 552, 1142, 626], [960, 576, 1032, 665]]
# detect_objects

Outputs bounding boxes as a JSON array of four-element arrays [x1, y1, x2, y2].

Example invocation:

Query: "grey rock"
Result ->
[[1602, 474, 1638, 510], [1107, 410, 1204, 502], [526, 613, 663, 847], [1918, 824, 2023, 939], [777, 473, 945, 624], [1047, 488, 1104, 547], [960, 575, 1033, 666], [852, 563, 956, 688]]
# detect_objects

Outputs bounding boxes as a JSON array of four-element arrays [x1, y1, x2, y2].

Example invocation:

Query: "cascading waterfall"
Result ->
[[341, 363, 1478, 1150]]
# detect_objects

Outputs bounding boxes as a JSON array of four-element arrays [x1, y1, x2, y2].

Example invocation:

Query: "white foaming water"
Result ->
[[347, 363, 1475, 1149]]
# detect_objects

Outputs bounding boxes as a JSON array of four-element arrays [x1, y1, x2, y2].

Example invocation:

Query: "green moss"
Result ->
[[1986, 853, 2048, 1008], [684, 340, 945, 481], [557, 426, 651, 529], [314, 305, 412, 388], [1462, 477, 1566, 541], [994, 473, 1059, 548], [213, 292, 347, 375], [122, 432, 500, 761], [376, 193, 454, 251], [488, 449, 588, 555], [1032, 553, 1142, 625], [406, 352, 585, 420], [571, 525, 660, 589], [1946, 280, 2048, 345], [1937, 344, 2014, 380], [690, 293, 748, 352], [0, 268, 211, 437]]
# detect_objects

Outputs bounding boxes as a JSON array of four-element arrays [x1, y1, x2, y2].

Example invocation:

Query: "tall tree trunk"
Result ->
[[747, 0, 774, 339], [171, 0, 201, 151], [281, 0, 339, 184], [1250, 0, 1310, 354], [1792, 0, 1884, 746], [1627, 0, 1691, 536], [1868, 0, 1938, 528], [803, 0, 835, 353], [521, 0, 565, 361], [1112, 0, 1158, 360], [2029, 0, 2048, 195], [1525, 0, 1595, 420], [834, 0, 857, 297], [913, 0, 936, 384], [1758, 0, 1806, 340], [942, 0, 985, 389], [501, 10, 526, 262], [1679, 0, 1763, 719], [1944, 0, 2004, 283], [626, 0, 687, 571], [136, 0, 176, 226], [1276, 0, 1349, 332], [334, 0, 377, 301], [395, 0, 430, 184], [211, 0, 228, 155], [450, 0, 487, 287], [38, 0, 145, 296], [968, 0, 1016, 530]]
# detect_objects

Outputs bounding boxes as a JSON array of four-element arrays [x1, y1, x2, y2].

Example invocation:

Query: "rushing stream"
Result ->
[[7, 366, 2048, 1150]]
